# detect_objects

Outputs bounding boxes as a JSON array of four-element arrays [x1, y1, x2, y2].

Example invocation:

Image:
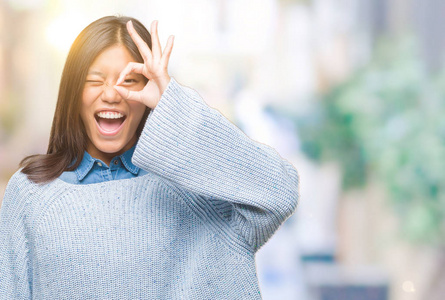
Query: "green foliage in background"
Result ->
[[297, 37, 445, 244]]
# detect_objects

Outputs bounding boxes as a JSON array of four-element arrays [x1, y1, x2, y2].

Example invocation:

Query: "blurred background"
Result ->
[[0, 0, 443, 299]]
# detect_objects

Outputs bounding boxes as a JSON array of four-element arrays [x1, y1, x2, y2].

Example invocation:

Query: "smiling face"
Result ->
[[80, 44, 146, 165]]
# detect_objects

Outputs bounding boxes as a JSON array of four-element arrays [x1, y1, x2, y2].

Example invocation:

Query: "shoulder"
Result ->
[[1, 170, 33, 221], [4, 169, 34, 197], [2, 169, 59, 214]]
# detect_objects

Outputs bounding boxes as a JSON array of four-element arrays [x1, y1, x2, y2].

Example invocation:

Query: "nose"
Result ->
[[101, 82, 122, 104]]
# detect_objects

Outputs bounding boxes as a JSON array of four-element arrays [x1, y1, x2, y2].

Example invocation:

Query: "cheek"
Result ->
[[129, 103, 147, 125], [82, 85, 103, 104], [79, 102, 89, 125], [80, 90, 97, 127]]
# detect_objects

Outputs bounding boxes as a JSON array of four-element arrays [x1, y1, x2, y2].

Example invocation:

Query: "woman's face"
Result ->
[[80, 44, 146, 164]]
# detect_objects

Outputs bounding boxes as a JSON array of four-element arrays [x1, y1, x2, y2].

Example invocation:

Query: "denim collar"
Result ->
[[75, 146, 140, 181]]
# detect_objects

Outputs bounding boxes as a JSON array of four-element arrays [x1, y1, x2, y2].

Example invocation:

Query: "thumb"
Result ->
[[113, 85, 142, 103]]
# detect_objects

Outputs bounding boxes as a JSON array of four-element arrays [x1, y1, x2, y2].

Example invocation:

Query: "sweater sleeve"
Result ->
[[0, 172, 32, 299], [133, 78, 299, 251]]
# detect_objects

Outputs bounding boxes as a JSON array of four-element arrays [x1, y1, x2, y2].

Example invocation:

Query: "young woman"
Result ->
[[0, 16, 299, 299]]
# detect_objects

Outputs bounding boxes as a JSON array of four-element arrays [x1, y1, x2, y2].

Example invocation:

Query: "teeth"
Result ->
[[97, 111, 124, 119]]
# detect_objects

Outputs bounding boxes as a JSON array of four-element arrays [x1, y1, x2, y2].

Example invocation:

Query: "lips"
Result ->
[[94, 110, 127, 136]]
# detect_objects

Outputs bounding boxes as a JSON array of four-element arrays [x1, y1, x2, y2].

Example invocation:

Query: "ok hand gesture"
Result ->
[[114, 20, 174, 109]]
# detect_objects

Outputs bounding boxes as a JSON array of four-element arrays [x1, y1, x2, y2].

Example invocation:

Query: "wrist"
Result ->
[[156, 75, 171, 96]]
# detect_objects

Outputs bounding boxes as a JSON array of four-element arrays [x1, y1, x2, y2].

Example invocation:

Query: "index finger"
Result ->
[[127, 20, 152, 62], [116, 62, 145, 86]]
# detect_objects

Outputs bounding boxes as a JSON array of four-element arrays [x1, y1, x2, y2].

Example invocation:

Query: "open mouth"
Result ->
[[94, 111, 127, 135]]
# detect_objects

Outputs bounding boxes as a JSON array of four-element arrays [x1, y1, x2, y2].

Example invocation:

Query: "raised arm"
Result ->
[[132, 79, 299, 251], [115, 20, 299, 251]]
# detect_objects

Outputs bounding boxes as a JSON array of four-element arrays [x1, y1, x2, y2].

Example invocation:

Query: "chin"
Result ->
[[98, 139, 131, 154], [86, 136, 135, 161]]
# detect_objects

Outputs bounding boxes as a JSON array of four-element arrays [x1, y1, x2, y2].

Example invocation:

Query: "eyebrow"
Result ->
[[87, 70, 141, 77], [87, 70, 105, 77]]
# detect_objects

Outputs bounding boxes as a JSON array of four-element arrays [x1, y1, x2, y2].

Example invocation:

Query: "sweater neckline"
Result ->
[[52, 172, 153, 189]]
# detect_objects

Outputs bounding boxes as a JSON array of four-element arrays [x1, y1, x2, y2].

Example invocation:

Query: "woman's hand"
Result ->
[[114, 20, 174, 109]]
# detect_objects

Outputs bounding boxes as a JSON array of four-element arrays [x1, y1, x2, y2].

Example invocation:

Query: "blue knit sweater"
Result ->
[[0, 79, 299, 299]]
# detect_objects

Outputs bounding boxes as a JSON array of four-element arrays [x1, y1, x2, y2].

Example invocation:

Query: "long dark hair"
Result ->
[[20, 16, 152, 184]]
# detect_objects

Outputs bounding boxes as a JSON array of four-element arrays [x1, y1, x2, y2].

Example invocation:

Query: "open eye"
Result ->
[[123, 78, 138, 85]]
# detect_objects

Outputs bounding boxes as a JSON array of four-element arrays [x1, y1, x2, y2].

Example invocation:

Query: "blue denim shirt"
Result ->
[[58, 146, 148, 184]]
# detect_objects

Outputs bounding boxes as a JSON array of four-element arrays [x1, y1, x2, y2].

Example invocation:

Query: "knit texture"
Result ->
[[0, 79, 299, 299]]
